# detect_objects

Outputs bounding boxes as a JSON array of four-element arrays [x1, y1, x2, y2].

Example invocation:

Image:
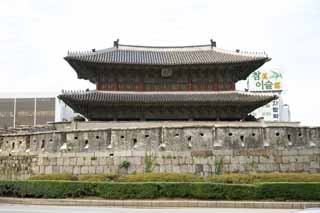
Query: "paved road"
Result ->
[[0, 204, 298, 213]]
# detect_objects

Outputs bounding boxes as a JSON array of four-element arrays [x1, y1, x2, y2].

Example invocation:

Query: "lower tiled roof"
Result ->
[[58, 90, 277, 105]]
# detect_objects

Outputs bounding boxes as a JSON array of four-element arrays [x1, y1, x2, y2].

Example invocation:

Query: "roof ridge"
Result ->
[[60, 90, 277, 98], [118, 44, 212, 49]]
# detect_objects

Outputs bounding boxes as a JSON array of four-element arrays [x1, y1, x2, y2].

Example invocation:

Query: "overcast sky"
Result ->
[[0, 0, 319, 125]]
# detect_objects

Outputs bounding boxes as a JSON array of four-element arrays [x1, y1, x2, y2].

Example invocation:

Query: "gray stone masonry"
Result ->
[[0, 121, 319, 179]]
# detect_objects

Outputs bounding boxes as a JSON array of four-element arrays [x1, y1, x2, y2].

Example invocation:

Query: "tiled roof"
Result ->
[[65, 43, 269, 66], [58, 90, 277, 105]]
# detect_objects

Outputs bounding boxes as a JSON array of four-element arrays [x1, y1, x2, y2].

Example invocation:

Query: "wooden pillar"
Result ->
[[188, 71, 192, 91], [216, 108, 220, 121], [139, 73, 144, 91], [115, 73, 119, 91], [96, 72, 100, 90]]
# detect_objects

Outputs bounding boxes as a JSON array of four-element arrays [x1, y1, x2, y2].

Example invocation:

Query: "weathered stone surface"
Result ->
[[0, 123, 320, 179]]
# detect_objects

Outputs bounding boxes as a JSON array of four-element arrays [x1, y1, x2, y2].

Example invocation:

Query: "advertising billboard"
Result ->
[[247, 69, 283, 91]]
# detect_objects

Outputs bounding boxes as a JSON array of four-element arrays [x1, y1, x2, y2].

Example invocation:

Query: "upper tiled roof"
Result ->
[[65, 42, 269, 66], [58, 90, 277, 105]]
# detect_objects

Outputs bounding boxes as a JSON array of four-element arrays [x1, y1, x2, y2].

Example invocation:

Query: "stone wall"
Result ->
[[0, 122, 319, 179]]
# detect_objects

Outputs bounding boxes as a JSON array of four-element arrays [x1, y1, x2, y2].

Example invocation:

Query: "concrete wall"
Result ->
[[0, 123, 319, 179]]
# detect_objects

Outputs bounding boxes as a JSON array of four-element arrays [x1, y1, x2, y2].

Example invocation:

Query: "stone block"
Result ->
[[38, 153, 49, 158], [94, 152, 108, 157], [91, 158, 98, 166], [89, 166, 96, 174], [127, 165, 137, 173], [279, 164, 289, 172], [260, 163, 273, 172], [110, 166, 118, 174], [192, 157, 201, 164], [84, 157, 91, 166], [114, 151, 127, 156], [170, 157, 178, 165], [287, 163, 296, 171], [282, 156, 290, 163], [213, 149, 233, 156], [61, 152, 76, 157], [185, 157, 193, 164], [131, 151, 145, 157], [159, 165, 166, 173], [31, 166, 40, 174], [73, 166, 80, 175], [177, 156, 185, 164], [69, 157, 77, 166], [60, 166, 73, 173], [52, 166, 60, 173], [295, 163, 304, 171], [76, 157, 85, 165], [282, 150, 299, 156], [80, 166, 89, 174], [222, 156, 231, 164], [75, 152, 93, 157], [98, 157, 106, 166], [48, 157, 57, 166], [39, 165, 45, 174], [45, 166, 53, 174], [298, 149, 314, 156], [103, 166, 111, 173], [172, 165, 180, 173], [57, 157, 64, 166], [133, 157, 142, 165], [203, 164, 213, 173], [229, 164, 240, 173], [47, 153, 61, 158], [310, 161, 320, 169], [164, 158, 172, 165], [165, 164, 173, 172], [313, 148, 320, 154], [230, 156, 240, 164], [106, 157, 114, 166], [259, 155, 273, 163], [63, 157, 70, 166], [38, 157, 49, 166]]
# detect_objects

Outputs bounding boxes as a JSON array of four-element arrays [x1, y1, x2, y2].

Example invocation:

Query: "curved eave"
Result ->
[[65, 57, 269, 84], [64, 57, 96, 83], [58, 90, 277, 107]]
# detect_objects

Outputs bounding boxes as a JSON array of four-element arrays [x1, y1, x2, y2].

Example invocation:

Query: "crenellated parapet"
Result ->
[[1, 122, 319, 154], [0, 122, 319, 179]]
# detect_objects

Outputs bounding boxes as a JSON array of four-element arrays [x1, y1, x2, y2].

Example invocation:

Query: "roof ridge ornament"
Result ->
[[210, 39, 216, 49], [113, 39, 119, 48]]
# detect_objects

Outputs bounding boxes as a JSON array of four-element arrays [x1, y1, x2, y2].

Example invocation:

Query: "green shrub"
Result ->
[[96, 182, 160, 199], [1, 180, 320, 201], [0, 180, 96, 198], [256, 182, 320, 201], [144, 152, 156, 173], [0, 181, 254, 200], [119, 160, 130, 169], [214, 158, 223, 175], [28, 172, 320, 183], [117, 173, 204, 182], [28, 173, 78, 181], [78, 174, 119, 182], [207, 173, 320, 184], [188, 183, 257, 200]]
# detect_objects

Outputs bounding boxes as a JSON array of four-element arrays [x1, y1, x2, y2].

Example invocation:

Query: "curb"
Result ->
[[1, 198, 320, 209]]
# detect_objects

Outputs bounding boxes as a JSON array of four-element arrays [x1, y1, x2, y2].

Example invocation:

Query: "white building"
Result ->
[[0, 92, 75, 128]]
